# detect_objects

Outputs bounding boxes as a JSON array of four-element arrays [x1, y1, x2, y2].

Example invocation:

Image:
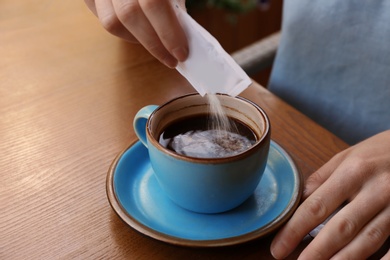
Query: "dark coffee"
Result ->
[[158, 114, 257, 158]]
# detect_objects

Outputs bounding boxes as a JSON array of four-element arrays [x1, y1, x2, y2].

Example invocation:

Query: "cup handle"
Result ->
[[133, 105, 158, 147]]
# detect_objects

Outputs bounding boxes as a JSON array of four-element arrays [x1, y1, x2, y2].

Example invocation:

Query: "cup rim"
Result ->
[[146, 93, 270, 163]]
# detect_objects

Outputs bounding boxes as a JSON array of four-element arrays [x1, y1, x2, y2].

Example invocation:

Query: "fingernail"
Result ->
[[172, 46, 188, 62], [271, 240, 288, 259]]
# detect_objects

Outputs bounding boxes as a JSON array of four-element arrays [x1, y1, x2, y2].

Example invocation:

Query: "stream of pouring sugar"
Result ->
[[206, 94, 238, 135]]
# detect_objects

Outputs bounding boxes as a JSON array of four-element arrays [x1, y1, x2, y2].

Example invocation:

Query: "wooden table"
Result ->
[[1, 1, 387, 259]]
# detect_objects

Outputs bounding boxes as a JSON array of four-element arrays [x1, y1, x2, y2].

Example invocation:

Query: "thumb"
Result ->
[[303, 170, 327, 199], [303, 154, 345, 199], [302, 149, 349, 200]]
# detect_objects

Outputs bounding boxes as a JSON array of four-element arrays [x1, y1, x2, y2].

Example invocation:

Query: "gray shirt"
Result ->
[[269, 0, 390, 144]]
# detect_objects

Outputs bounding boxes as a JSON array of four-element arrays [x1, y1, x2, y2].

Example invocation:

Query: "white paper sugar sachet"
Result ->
[[173, 3, 252, 97]]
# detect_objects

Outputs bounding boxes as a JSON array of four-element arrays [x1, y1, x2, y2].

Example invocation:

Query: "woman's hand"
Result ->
[[84, 0, 188, 68], [271, 130, 390, 259]]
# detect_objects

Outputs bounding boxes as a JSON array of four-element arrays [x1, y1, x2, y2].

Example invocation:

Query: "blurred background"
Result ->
[[187, 0, 283, 86]]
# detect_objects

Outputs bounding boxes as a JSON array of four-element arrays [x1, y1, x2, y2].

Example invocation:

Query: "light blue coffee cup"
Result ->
[[133, 93, 271, 213]]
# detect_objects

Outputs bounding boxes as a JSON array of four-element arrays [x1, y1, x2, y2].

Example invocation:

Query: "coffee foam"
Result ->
[[170, 129, 254, 158]]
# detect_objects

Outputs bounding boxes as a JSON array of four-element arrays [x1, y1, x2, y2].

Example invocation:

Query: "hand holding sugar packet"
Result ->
[[173, 3, 252, 97]]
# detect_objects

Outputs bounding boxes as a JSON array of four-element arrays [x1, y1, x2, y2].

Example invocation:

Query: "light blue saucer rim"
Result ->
[[106, 140, 303, 247]]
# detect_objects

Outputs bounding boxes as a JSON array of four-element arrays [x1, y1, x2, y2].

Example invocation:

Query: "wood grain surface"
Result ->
[[2, 1, 386, 259]]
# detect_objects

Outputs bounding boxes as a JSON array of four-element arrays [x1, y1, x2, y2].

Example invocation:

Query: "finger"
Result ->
[[84, 0, 98, 16], [299, 180, 389, 259], [140, 0, 188, 61], [335, 206, 390, 260], [113, 0, 178, 68], [95, 0, 138, 42], [271, 160, 360, 259], [271, 183, 347, 258], [303, 151, 348, 199]]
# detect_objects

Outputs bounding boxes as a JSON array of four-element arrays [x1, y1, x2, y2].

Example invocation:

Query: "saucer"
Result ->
[[106, 140, 302, 247]]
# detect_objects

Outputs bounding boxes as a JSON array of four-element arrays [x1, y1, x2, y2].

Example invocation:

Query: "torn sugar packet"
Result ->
[[173, 4, 252, 97]]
